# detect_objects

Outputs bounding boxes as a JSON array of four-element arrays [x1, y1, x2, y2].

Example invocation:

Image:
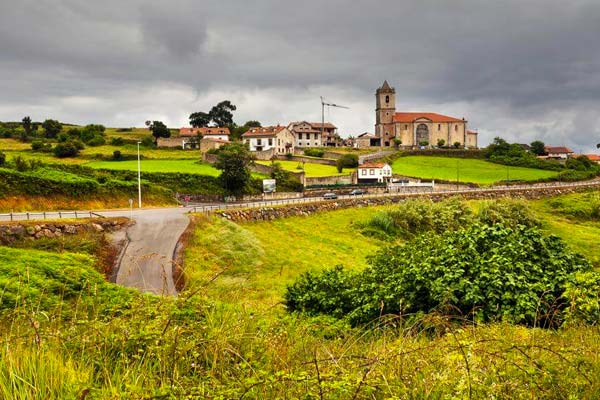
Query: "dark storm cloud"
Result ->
[[0, 0, 599, 150]]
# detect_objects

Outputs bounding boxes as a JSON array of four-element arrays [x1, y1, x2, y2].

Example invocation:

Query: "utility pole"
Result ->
[[137, 141, 142, 208], [320, 97, 349, 146]]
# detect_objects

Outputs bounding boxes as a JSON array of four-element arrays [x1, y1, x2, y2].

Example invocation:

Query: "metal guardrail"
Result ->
[[0, 210, 105, 222], [190, 179, 600, 214]]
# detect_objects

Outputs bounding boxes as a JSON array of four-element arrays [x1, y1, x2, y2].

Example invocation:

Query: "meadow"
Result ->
[[392, 155, 559, 185], [85, 159, 221, 176], [257, 159, 353, 177], [2, 191, 600, 397]]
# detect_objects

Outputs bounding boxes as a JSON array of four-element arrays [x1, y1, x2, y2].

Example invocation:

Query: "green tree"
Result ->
[[209, 100, 237, 127], [148, 121, 170, 145], [53, 141, 80, 158], [189, 111, 211, 128], [436, 138, 445, 148], [214, 143, 254, 197], [42, 119, 62, 139], [21, 116, 32, 140], [336, 153, 359, 173], [244, 120, 261, 128], [530, 140, 546, 156]]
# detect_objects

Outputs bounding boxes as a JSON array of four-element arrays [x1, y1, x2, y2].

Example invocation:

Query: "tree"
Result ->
[[189, 111, 211, 128], [336, 153, 359, 173], [214, 143, 254, 197], [42, 119, 62, 139], [148, 121, 170, 144], [597, 143, 600, 149], [209, 100, 237, 127], [244, 120, 261, 128], [530, 140, 546, 156], [53, 141, 80, 158], [21, 116, 32, 140]]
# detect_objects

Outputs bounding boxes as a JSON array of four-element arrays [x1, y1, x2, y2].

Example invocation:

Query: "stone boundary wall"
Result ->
[[0, 219, 130, 245], [304, 174, 354, 186], [275, 155, 337, 166], [216, 185, 597, 222]]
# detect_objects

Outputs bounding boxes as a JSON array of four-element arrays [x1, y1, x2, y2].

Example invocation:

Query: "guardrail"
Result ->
[[190, 179, 600, 214], [0, 211, 106, 222]]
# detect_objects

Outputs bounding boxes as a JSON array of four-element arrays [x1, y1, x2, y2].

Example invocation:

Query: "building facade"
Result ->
[[242, 125, 295, 154], [374, 81, 477, 149], [180, 127, 230, 141], [288, 121, 338, 148], [357, 162, 393, 183]]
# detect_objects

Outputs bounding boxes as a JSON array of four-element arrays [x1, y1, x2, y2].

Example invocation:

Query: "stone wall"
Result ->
[[304, 174, 354, 186], [0, 219, 130, 245], [275, 155, 337, 166], [216, 185, 597, 222]]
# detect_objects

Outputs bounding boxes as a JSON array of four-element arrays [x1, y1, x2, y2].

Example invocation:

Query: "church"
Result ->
[[374, 81, 478, 148]]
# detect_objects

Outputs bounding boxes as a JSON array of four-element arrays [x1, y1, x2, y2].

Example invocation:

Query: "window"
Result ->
[[257, 139, 262, 145], [278, 139, 281, 145], [438, 124, 441, 130], [404, 124, 408, 130], [268, 138, 273, 146], [455, 125, 458, 132], [385, 95, 389, 103], [314, 142, 318, 146], [370, 169, 375, 175], [314, 133, 318, 140], [361, 169, 366, 175], [298, 133, 303, 140]]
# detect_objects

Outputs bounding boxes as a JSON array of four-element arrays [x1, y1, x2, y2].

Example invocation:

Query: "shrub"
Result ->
[[115, 127, 133, 132], [110, 137, 125, 146], [336, 153, 358, 172], [437, 139, 445, 148], [286, 223, 593, 327], [141, 135, 155, 148], [477, 199, 540, 228], [54, 141, 80, 158], [87, 135, 106, 146], [113, 150, 123, 161], [419, 141, 429, 147], [304, 148, 325, 158], [453, 141, 462, 148], [57, 133, 69, 143], [31, 140, 52, 152], [0, 152, 5, 166], [13, 156, 29, 172]]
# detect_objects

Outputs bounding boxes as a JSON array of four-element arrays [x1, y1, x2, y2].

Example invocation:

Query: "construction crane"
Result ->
[[320, 96, 349, 144]]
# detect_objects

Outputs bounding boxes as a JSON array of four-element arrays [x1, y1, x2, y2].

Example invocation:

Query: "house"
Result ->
[[355, 132, 380, 148], [180, 127, 230, 141], [374, 81, 478, 148], [242, 125, 294, 154], [288, 121, 338, 148], [544, 146, 574, 160], [357, 162, 392, 183], [200, 138, 228, 153]]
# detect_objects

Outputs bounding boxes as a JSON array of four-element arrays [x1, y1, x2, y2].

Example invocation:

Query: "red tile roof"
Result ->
[[359, 162, 387, 168], [242, 125, 286, 138], [583, 154, 600, 161], [180, 127, 230, 137], [393, 112, 465, 123], [544, 146, 574, 154], [467, 130, 478, 135]]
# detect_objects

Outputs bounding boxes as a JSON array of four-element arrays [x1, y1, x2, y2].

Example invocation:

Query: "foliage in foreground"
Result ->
[[286, 223, 593, 327]]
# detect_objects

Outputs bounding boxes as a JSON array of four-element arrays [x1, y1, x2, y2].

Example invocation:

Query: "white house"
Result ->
[[180, 127, 230, 142], [242, 125, 294, 154], [357, 162, 392, 183], [544, 146, 574, 160]]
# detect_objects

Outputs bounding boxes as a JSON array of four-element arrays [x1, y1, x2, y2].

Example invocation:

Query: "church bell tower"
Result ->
[[375, 80, 396, 146]]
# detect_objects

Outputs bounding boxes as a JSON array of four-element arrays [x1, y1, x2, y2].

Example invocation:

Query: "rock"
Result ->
[[9, 226, 25, 237], [42, 229, 54, 238], [34, 225, 42, 232], [26, 226, 36, 235], [63, 225, 77, 234], [91, 223, 104, 232]]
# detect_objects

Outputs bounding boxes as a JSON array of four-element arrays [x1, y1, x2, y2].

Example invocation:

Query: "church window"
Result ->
[[385, 95, 389, 103], [404, 124, 408, 130], [455, 125, 458, 132], [438, 124, 441, 130]]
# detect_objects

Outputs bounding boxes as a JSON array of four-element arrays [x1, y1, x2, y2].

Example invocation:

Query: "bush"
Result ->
[[31, 140, 52, 152], [304, 148, 324, 158], [87, 135, 106, 146], [113, 150, 123, 161], [336, 153, 358, 173], [54, 141, 80, 158], [0, 152, 5, 166], [110, 137, 125, 146], [453, 141, 462, 148], [437, 139, 445, 148], [286, 223, 593, 327], [141, 135, 155, 148]]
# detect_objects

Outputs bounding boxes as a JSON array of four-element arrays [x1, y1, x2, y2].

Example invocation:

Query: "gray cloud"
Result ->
[[0, 0, 599, 151]]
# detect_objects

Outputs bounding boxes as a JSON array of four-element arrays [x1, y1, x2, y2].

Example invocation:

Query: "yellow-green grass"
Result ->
[[0, 150, 88, 164], [257, 159, 353, 177], [81, 144, 199, 159], [104, 127, 154, 139], [392, 156, 558, 185], [85, 159, 221, 176], [184, 207, 386, 309], [0, 138, 32, 151]]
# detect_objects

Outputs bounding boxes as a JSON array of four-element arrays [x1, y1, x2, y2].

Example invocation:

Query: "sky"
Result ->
[[1, 0, 599, 152]]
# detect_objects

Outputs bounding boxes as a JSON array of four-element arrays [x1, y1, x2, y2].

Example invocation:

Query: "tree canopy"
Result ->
[[214, 142, 254, 196], [189, 100, 237, 128], [530, 140, 546, 156], [148, 121, 170, 144], [42, 119, 62, 139]]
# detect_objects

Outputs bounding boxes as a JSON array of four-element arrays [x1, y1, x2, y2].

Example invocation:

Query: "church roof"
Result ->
[[377, 80, 395, 92], [393, 112, 465, 123], [242, 125, 286, 137]]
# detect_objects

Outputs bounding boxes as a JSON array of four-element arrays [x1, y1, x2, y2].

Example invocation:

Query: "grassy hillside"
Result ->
[[392, 155, 558, 185], [257, 159, 353, 177], [86, 159, 221, 176]]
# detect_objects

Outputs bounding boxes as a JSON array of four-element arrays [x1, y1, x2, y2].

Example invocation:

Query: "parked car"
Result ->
[[323, 192, 338, 199], [349, 189, 365, 196]]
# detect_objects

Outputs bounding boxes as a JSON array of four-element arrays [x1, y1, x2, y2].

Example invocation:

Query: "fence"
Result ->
[[190, 179, 600, 214], [0, 211, 106, 222]]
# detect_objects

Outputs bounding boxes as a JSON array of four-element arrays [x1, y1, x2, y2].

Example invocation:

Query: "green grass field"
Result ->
[[258, 159, 353, 177], [85, 159, 221, 176], [392, 156, 558, 185]]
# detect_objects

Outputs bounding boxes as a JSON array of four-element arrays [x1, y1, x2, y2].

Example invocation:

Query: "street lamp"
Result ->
[[137, 141, 142, 208]]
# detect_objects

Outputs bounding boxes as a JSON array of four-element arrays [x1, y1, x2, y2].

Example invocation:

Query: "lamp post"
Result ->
[[137, 141, 142, 208]]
